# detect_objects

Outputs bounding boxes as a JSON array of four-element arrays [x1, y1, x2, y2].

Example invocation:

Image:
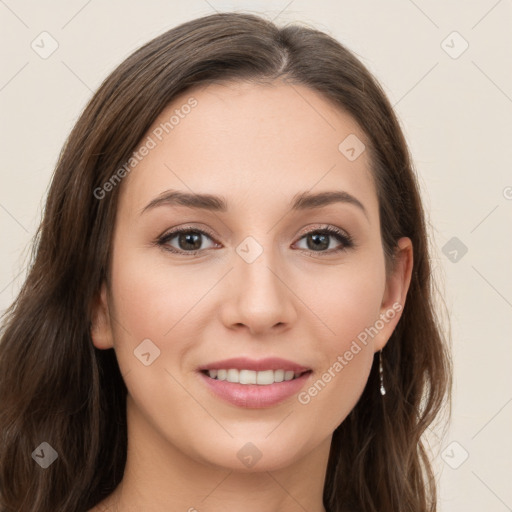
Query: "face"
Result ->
[[92, 80, 412, 472]]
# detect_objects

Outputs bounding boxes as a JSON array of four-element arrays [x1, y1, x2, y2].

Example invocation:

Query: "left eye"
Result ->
[[157, 226, 353, 255], [294, 228, 352, 253]]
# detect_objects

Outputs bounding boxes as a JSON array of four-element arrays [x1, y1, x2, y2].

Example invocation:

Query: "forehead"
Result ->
[[118, 80, 379, 221]]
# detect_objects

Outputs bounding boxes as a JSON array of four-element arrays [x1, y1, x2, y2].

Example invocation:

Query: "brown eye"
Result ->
[[158, 228, 218, 254], [295, 227, 354, 254]]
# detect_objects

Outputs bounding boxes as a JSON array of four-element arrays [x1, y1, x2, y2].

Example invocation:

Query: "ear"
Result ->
[[90, 281, 114, 350], [373, 237, 414, 353]]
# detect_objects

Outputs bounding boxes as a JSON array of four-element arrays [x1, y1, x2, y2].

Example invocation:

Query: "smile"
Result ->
[[198, 357, 313, 408], [204, 369, 305, 385]]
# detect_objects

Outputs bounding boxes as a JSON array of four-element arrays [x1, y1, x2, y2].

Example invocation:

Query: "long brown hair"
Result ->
[[0, 12, 452, 512]]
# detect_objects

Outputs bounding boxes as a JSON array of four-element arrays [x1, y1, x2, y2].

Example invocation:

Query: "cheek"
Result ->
[[292, 261, 383, 425], [106, 249, 205, 433], [301, 257, 385, 348], [109, 245, 208, 345], [297, 345, 374, 434]]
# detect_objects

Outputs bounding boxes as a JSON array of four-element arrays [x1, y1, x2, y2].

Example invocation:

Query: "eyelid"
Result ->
[[295, 223, 350, 240], [158, 223, 217, 240]]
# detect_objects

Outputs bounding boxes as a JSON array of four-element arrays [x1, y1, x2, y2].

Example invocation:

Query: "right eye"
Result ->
[[156, 227, 220, 255]]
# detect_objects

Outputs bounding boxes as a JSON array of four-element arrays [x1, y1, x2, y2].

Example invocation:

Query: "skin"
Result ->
[[89, 80, 413, 512]]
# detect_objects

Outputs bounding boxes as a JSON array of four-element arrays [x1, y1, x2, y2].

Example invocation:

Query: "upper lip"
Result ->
[[198, 357, 310, 373]]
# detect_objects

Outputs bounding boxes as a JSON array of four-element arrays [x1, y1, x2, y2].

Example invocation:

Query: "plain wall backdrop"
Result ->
[[1, 1, 511, 510]]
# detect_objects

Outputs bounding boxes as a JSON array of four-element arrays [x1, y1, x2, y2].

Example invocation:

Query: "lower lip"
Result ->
[[199, 371, 312, 408]]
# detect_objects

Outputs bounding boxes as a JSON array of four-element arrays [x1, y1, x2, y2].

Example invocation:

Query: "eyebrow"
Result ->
[[141, 189, 368, 219]]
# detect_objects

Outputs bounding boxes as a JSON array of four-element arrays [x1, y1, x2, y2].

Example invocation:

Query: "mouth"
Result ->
[[197, 357, 313, 408], [201, 368, 310, 385]]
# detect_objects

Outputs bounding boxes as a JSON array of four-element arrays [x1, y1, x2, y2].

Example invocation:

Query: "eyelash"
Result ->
[[155, 224, 355, 257]]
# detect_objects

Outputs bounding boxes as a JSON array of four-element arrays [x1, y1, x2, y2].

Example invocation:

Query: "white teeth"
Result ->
[[206, 368, 304, 385], [274, 369, 284, 382], [239, 369, 256, 384], [256, 370, 274, 385], [226, 369, 239, 383]]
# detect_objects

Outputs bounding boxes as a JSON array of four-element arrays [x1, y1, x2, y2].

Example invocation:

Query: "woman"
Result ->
[[0, 12, 452, 512]]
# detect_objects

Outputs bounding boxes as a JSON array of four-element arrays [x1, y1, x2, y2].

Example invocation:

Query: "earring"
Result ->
[[379, 350, 386, 396]]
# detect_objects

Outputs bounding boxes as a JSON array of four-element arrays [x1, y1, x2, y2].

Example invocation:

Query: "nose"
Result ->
[[219, 241, 298, 336]]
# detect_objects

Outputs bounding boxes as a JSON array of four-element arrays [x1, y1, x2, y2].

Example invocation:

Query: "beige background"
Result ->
[[1, 1, 511, 510]]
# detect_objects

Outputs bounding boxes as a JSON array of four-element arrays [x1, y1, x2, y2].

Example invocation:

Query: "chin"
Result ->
[[189, 433, 315, 473]]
